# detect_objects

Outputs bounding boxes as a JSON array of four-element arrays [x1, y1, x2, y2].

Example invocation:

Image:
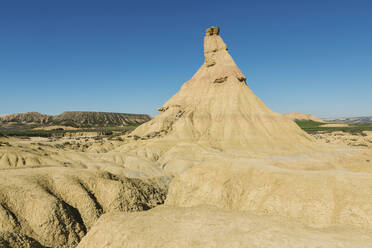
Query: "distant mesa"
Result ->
[[0, 111, 151, 129], [322, 116, 372, 124], [52, 111, 151, 128], [0, 112, 51, 124], [283, 112, 372, 124]]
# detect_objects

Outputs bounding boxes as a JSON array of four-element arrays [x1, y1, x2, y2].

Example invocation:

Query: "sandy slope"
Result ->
[[77, 206, 372, 248], [166, 154, 372, 228]]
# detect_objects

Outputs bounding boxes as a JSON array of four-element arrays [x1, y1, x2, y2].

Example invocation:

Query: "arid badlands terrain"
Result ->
[[1, 27, 372, 248]]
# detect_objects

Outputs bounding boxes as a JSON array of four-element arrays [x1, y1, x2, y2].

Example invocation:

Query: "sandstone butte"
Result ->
[[76, 27, 372, 248], [2, 27, 372, 248]]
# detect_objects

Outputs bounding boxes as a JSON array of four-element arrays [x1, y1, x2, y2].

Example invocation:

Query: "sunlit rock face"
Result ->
[[132, 26, 316, 155]]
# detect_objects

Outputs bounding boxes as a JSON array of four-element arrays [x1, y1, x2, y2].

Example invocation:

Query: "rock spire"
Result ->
[[132, 27, 315, 153]]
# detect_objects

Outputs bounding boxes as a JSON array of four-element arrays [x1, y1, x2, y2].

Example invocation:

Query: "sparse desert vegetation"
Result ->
[[0, 126, 139, 138], [296, 120, 372, 135]]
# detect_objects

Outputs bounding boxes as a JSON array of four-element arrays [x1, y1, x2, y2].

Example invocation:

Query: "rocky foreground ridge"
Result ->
[[0, 111, 151, 129]]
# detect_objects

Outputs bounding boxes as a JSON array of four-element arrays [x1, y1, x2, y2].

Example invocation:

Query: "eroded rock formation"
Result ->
[[77, 27, 372, 248], [0, 168, 166, 247], [0, 111, 151, 129]]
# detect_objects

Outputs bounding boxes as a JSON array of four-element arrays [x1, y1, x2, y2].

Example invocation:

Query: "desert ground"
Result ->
[[1, 27, 372, 248]]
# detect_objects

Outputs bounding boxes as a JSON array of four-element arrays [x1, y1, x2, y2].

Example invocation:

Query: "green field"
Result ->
[[0, 125, 139, 138], [295, 120, 372, 135], [2, 121, 372, 138]]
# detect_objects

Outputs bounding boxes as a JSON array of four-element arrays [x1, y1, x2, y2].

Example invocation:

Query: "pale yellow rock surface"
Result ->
[[0, 137, 167, 247], [77, 206, 372, 248], [165, 156, 372, 229], [0, 231, 43, 248], [131, 27, 318, 155], [0, 167, 166, 247], [0, 137, 165, 177], [364, 131, 372, 136]]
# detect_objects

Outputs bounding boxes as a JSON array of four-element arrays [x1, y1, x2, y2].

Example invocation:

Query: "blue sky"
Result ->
[[0, 0, 371, 118]]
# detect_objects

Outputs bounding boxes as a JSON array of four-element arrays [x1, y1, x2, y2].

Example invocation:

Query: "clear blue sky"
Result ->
[[0, 0, 371, 118]]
